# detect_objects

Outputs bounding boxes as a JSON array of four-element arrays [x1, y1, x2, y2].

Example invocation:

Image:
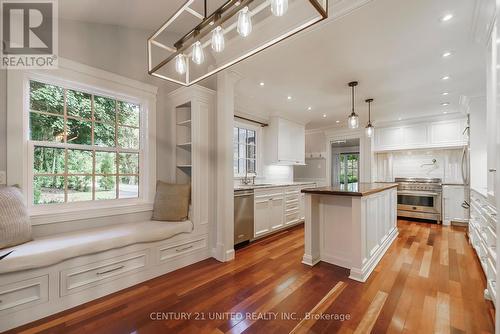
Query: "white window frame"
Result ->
[[7, 58, 158, 225], [233, 120, 262, 178]]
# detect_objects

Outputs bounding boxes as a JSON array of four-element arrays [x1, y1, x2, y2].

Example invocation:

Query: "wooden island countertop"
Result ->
[[301, 182, 398, 197]]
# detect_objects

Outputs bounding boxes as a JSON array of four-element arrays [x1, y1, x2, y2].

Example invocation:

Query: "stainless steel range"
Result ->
[[395, 177, 442, 223]]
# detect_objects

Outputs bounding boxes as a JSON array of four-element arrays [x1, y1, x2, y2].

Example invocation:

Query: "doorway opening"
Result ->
[[331, 138, 360, 186]]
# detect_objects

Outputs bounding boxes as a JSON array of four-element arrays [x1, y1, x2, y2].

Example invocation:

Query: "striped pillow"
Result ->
[[0, 186, 32, 250]]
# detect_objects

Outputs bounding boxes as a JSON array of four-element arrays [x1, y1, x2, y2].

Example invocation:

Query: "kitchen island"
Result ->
[[301, 183, 398, 282]]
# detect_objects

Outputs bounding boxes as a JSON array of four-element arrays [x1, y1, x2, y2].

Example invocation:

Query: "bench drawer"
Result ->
[[158, 237, 207, 262], [60, 250, 147, 296], [0, 275, 48, 315]]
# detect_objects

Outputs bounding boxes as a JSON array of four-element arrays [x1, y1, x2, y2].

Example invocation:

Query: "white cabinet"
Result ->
[[374, 118, 467, 152], [442, 185, 468, 225], [253, 184, 314, 239], [265, 117, 305, 165], [254, 197, 271, 237], [253, 187, 285, 238]]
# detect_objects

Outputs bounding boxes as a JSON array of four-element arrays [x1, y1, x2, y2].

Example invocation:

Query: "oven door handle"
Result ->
[[397, 191, 440, 197]]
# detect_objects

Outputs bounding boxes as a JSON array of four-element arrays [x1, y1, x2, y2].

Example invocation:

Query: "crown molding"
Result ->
[[471, 0, 496, 46]]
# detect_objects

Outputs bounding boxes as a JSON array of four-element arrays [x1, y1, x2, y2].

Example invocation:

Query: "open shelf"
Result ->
[[177, 119, 192, 127]]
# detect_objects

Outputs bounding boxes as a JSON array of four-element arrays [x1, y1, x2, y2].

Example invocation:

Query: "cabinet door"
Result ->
[[442, 185, 468, 225], [429, 120, 466, 146], [299, 192, 306, 220], [404, 124, 428, 147], [270, 197, 285, 231], [375, 127, 403, 150], [277, 119, 305, 164], [254, 199, 270, 237]]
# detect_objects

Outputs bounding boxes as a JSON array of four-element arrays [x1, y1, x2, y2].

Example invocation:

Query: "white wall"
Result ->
[[0, 70, 5, 174], [374, 149, 463, 184], [469, 96, 488, 195]]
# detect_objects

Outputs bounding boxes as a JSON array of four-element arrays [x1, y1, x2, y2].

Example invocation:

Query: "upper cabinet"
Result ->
[[265, 117, 305, 165], [373, 118, 467, 152]]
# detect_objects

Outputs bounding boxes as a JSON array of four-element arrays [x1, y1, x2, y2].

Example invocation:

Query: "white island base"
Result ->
[[302, 184, 398, 282]]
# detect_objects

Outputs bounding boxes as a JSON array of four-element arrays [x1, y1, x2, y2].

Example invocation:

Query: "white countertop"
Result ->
[[234, 181, 316, 191]]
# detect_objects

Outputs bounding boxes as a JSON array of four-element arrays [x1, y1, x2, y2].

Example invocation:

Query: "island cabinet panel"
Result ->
[[302, 185, 398, 282]]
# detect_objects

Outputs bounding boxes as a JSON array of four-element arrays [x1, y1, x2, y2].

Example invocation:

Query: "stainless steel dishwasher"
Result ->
[[234, 189, 254, 246]]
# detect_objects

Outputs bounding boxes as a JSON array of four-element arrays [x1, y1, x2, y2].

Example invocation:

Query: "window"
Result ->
[[339, 153, 359, 186], [233, 125, 257, 176], [29, 80, 141, 205]]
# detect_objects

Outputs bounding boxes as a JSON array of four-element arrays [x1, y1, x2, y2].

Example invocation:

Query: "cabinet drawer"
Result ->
[[159, 237, 207, 262], [0, 275, 48, 315], [285, 211, 300, 225], [60, 250, 147, 296]]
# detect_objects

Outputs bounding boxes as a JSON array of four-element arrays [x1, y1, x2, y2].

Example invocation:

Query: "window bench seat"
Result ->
[[0, 220, 193, 274]]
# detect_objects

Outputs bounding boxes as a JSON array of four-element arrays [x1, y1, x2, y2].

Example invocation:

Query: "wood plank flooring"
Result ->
[[7, 220, 495, 334]]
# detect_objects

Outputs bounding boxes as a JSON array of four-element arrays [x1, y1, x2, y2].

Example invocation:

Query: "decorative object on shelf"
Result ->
[[365, 98, 374, 138], [420, 158, 437, 167], [347, 81, 359, 129], [148, 0, 328, 86]]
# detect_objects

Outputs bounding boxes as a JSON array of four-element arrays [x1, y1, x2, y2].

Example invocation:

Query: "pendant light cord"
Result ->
[[368, 101, 371, 122], [351, 85, 355, 114]]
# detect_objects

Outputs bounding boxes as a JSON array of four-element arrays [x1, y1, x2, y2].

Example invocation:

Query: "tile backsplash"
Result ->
[[375, 149, 463, 184]]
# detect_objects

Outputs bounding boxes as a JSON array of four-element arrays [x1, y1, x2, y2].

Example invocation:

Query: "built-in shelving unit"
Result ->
[[176, 102, 192, 183], [469, 189, 497, 307]]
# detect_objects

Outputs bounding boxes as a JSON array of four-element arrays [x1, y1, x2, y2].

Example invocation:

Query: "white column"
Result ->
[[302, 193, 320, 265], [213, 70, 240, 262]]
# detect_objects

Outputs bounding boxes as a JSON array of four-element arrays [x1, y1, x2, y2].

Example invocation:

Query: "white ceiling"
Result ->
[[232, 0, 486, 129], [59, 0, 227, 33], [60, 0, 486, 130]]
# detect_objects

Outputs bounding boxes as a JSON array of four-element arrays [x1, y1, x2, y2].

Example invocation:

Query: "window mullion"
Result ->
[[63, 88, 68, 203], [91, 94, 96, 201]]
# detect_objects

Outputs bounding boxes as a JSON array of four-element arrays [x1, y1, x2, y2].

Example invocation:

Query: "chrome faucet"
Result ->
[[241, 170, 256, 185]]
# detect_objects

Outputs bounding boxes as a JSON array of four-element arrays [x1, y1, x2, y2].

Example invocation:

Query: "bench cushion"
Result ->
[[0, 220, 193, 274]]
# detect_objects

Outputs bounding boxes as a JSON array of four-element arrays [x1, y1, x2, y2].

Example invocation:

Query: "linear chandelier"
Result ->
[[148, 0, 328, 86]]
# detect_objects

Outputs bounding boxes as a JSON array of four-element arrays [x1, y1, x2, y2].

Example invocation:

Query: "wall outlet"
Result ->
[[0, 171, 5, 185]]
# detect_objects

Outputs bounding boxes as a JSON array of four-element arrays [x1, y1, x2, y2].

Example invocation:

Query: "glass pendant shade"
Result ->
[[237, 7, 253, 37], [348, 112, 359, 129], [366, 124, 374, 138], [271, 0, 289, 16], [191, 41, 205, 65], [211, 26, 225, 53], [175, 54, 187, 74]]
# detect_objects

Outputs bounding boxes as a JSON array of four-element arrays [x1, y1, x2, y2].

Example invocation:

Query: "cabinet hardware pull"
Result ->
[[176, 245, 194, 252], [96, 265, 125, 275], [489, 169, 497, 172]]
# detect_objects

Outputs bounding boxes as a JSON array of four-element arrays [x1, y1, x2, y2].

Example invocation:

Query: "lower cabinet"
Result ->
[[253, 184, 314, 239], [469, 189, 497, 306], [442, 185, 469, 225]]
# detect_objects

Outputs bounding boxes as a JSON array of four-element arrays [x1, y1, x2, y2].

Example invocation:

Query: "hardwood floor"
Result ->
[[8, 220, 495, 334]]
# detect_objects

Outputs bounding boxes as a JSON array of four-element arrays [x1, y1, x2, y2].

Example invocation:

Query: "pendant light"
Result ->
[[192, 41, 204, 65], [347, 81, 359, 129], [271, 0, 289, 17], [237, 7, 252, 37], [175, 54, 187, 74], [365, 98, 374, 138], [211, 26, 225, 53]]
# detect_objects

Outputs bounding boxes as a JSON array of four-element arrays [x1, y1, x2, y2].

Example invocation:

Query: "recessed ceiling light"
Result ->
[[308, 106, 312, 111], [441, 14, 453, 22], [287, 96, 292, 100], [335, 120, 340, 123], [441, 102, 450, 106], [443, 111, 448, 114], [442, 51, 452, 58], [441, 76, 450, 80], [398, 117, 402, 121], [322, 114, 327, 118], [259, 82, 265, 86], [442, 92, 449, 96]]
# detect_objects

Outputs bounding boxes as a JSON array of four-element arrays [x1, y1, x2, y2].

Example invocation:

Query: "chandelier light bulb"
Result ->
[[175, 54, 187, 74], [192, 41, 205, 65], [366, 124, 374, 138], [348, 113, 359, 129], [237, 7, 252, 37], [271, 0, 288, 16], [211, 26, 225, 52]]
